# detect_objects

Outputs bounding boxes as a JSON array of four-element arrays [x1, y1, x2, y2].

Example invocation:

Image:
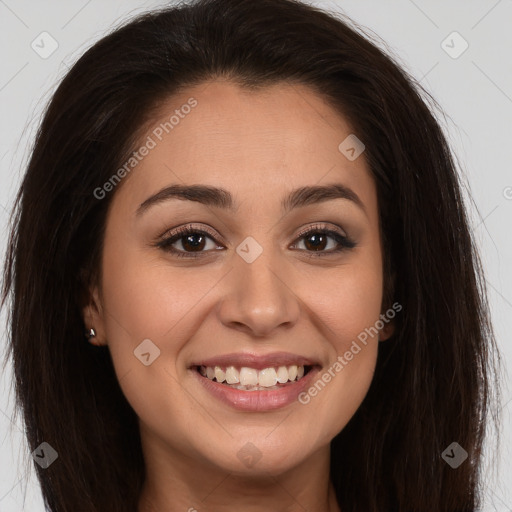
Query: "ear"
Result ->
[[379, 268, 397, 342], [378, 317, 395, 342], [82, 284, 108, 347]]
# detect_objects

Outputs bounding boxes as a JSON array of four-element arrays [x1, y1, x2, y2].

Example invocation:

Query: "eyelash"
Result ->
[[154, 223, 356, 259]]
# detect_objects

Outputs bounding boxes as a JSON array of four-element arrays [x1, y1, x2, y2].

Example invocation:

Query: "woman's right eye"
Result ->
[[155, 226, 224, 259]]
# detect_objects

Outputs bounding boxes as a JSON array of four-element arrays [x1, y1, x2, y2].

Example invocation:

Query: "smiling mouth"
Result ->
[[193, 364, 313, 391]]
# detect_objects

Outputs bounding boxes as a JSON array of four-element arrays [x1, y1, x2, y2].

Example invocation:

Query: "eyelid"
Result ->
[[293, 222, 348, 240], [159, 223, 226, 245]]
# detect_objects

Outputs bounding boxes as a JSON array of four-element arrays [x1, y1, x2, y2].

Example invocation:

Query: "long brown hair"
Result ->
[[1, 0, 501, 510]]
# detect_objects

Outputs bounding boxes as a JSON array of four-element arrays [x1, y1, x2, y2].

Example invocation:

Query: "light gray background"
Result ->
[[1, 0, 511, 510]]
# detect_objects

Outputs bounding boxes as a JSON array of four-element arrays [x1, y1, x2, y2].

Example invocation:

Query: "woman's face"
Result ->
[[85, 80, 393, 476]]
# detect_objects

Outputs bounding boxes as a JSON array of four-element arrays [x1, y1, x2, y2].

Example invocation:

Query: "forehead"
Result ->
[[114, 79, 376, 216]]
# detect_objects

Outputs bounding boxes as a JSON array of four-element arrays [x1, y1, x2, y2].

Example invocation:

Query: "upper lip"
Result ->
[[190, 351, 321, 370]]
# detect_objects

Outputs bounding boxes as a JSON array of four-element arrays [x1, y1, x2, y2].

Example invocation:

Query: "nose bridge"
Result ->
[[217, 241, 300, 337]]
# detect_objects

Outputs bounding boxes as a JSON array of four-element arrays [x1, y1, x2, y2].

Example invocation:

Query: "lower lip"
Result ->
[[190, 366, 320, 412]]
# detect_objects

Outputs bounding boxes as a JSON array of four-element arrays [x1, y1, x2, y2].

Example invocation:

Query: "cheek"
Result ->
[[303, 250, 384, 346], [100, 238, 218, 343], [295, 253, 383, 438], [98, 238, 225, 413], [98, 243, 201, 440]]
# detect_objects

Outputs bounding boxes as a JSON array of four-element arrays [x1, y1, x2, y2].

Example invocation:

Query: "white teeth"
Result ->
[[276, 366, 289, 384], [214, 366, 226, 383], [258, 367, 278, 387], [239, 367, 258, 386], [225, 366, 240, 384], [199, 364, 307, 387], [232, 384, 282, 391]]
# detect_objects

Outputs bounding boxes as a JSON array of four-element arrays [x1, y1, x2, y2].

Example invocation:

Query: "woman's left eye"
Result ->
[[154, 223, 356, 259], [291, 228, 356, 255]]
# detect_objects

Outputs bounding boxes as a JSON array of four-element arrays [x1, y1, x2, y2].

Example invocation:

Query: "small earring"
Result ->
[[85, 328, 103, 346], [85, 327, 96, 340], [85, 327, 103, 345]]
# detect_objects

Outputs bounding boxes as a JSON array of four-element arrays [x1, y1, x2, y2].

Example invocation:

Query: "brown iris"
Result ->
[[182, 233, 207, 252], [303, 232, 328, 251]]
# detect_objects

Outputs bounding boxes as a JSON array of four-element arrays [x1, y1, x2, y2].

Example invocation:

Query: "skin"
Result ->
[[83, 79, 394, 512]]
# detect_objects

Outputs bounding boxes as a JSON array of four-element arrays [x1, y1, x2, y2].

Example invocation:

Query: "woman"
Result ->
[[1, 0, 501, 510]]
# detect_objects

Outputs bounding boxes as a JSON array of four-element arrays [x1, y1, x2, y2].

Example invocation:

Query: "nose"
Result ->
[[217, 252, 301, 338]]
